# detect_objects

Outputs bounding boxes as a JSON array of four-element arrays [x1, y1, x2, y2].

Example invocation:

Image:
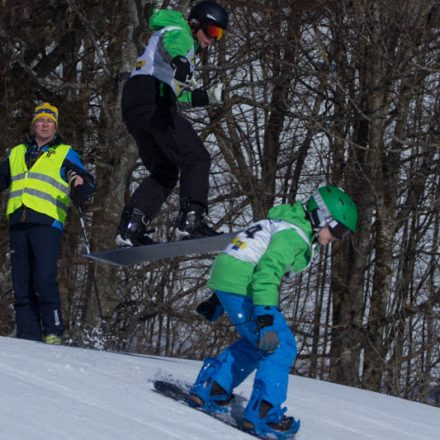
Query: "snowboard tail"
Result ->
[[84, 232, 237, 266]]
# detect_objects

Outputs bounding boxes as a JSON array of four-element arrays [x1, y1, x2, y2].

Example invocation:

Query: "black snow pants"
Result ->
[[121, 75, 211, 220], [9, 224, 64, 341]]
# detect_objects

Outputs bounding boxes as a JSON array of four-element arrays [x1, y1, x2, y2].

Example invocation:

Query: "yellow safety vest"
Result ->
[[6, 143, 71, 224]]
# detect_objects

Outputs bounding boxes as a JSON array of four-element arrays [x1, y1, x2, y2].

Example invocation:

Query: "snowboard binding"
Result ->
[[188, 357, 233, 413], [242, 380, 300, 439]]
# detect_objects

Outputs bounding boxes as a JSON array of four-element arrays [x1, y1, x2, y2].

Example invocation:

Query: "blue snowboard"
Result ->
[[152, 379, 299, 440]]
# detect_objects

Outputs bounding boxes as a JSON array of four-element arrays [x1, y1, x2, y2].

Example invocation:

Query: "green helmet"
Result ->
[[306, 185, 358, 239]]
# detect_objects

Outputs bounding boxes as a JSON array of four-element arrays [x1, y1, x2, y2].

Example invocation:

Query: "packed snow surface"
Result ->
[[1, 336, 438, 440]]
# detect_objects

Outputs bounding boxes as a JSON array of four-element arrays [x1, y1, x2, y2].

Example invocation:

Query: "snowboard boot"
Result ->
[[188, 357, 233, 413], [176, 202, 220, 239], [242, 381, 300, 438], [188, 381, 232, 409], [116, 207, 155, 247]]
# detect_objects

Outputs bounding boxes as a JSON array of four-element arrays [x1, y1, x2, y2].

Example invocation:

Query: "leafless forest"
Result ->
[[0, 0, 439, 406]]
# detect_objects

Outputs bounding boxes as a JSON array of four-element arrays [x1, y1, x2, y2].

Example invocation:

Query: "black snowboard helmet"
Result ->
[[189, 1, 229, 40]]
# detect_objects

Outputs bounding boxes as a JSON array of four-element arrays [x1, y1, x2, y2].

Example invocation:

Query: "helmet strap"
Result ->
[[307, 208, 321, 230], [313, 191, 340, 230], [189, 18, 201, 34]]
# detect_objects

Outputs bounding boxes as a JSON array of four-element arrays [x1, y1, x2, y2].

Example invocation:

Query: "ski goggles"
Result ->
[[328, 222, 351, 240], [202, 24, 224, 40]]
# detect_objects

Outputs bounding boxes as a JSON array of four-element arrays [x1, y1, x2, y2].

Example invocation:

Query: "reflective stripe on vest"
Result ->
[[6, 143, 71, 223], [8, 188, 69, 214]]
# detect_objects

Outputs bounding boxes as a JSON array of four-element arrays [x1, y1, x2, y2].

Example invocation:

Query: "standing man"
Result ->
[[189, 186, 358, 438], [116, 1, 228, 247], [0, 102, 95, 344]]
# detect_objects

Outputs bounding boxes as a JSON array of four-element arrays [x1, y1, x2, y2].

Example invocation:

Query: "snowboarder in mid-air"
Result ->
[[116, 1, 229, 247], [190, 186, 358, 439]]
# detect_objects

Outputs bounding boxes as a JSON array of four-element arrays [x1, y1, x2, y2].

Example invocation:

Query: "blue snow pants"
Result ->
[[206, 290, 297, 409], [9, 224, 64, 341]]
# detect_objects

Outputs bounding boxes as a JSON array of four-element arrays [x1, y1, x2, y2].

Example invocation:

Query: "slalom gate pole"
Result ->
[[77, 206, 104, 321]]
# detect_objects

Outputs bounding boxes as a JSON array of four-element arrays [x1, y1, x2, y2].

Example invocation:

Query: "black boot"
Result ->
[[242, 400, 295, 433], [176, 202, 220, 239], [188, 381, 233, 408], [115, 207, 155, 247]]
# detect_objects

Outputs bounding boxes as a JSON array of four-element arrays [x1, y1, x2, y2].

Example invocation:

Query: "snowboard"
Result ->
[[84, 232, 237, 266], [152, 380, 299, 440]]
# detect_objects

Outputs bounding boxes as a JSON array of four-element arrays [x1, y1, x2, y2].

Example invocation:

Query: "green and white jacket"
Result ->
[[208, 203, 317, 306], [131, 9, 198, 105]]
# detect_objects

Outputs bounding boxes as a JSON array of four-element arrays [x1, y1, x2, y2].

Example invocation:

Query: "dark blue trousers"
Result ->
[[9, 224, 64, 341]]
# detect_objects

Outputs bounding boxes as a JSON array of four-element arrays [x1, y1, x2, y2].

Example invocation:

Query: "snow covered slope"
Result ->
[[0, 336, 438, 440]]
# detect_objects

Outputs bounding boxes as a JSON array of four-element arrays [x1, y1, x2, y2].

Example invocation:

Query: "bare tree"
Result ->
[[0, 0, 438, 406]]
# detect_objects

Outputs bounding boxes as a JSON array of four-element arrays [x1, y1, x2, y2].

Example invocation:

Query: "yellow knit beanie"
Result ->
[[32, 102, 59, 126]]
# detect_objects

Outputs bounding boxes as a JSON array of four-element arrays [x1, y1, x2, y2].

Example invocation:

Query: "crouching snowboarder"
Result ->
[[189, 185, 358, 438]]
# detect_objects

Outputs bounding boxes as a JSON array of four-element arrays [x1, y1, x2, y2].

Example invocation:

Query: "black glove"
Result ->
[[191, 84, 224, 107], [254, 306, 280, 353], [191, 88, 209, 107], [70, 185, 90, 208], [196, 293, 224, 321], [170, 56, 196, 90]]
